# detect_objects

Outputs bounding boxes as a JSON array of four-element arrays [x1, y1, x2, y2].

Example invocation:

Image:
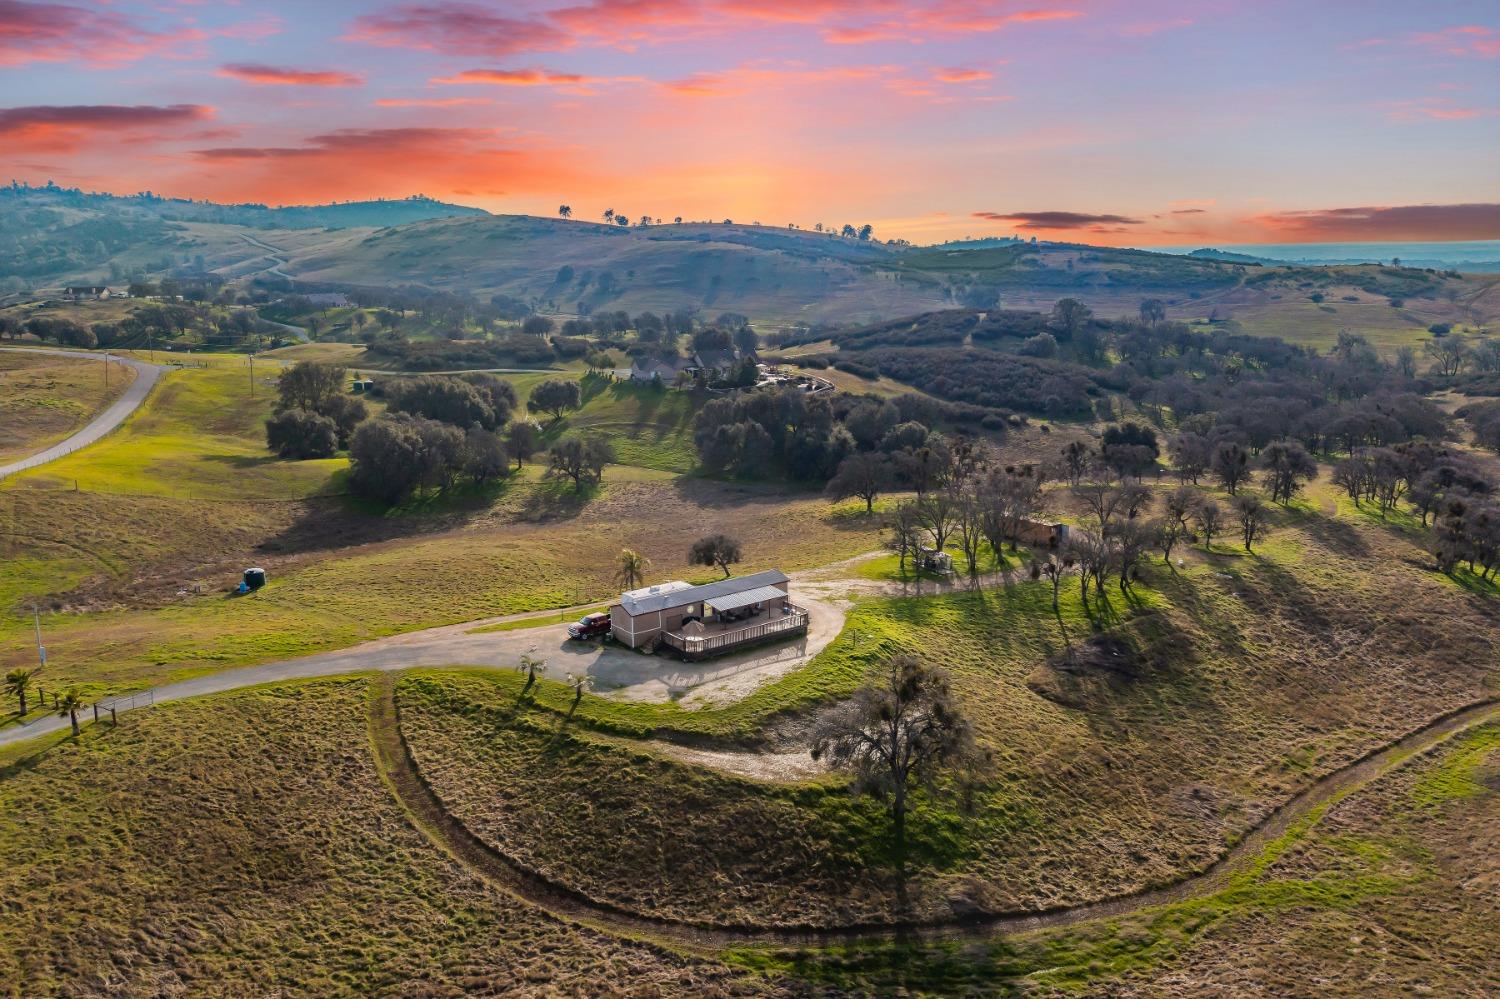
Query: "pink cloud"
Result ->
[[218, 64, 364, 87], [0, 104, 214, 151], [1383, 97, 1492, 121], [933, 66, 992, 83], [1410, 24, 1500, 58], [0, 0, 201, 67], [344, 3, 572, 56], [1251, 203, 1500, 241], [433, 67, 604, 86], [374, 97, 494, 107]]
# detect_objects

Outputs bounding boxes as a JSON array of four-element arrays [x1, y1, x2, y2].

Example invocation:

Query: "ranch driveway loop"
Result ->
[[0, 588, 846, 748]]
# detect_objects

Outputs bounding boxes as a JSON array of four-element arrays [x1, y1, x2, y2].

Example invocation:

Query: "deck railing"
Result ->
[[662, 606, 809, 658]]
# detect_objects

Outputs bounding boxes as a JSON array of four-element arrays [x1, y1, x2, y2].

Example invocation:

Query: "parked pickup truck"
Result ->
[[567, 612, 612, 640]]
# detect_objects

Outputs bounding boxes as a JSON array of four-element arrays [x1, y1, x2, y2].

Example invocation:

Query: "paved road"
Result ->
[[0, 589, 845, 748], [0, 347, 163, 481]]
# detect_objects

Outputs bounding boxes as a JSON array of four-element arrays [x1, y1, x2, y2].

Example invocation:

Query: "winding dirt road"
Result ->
[[371, 678, 1499, 950]]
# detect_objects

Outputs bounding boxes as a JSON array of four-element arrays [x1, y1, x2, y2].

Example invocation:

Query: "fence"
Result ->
[[661, 606, 810, 660]]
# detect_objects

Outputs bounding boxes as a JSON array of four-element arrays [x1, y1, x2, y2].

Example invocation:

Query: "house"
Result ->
[[691, 347, 756, 378], [305, 292, 351, 308], [64, 286, 110, 300], [609, 569, 808, 659], [629, 356, 696, 383]]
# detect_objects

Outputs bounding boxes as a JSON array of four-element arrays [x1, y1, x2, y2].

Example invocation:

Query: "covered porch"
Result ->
[[660, 599, 810, 661]]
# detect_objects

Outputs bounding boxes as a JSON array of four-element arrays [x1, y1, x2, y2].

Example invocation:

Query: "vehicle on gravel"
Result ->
[[567, 612, 612, 640]]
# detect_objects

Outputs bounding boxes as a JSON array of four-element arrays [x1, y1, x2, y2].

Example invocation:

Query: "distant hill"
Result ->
[[1188, 247, 1277, 265], [1, 183, 487, 229], [4, 187, 1492, 333]]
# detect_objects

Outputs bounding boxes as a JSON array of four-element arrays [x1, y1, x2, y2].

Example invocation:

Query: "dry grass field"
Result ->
[[0, 351, 135, 463], [381, 473, 1500, 933], [0, 678, 777, 997]]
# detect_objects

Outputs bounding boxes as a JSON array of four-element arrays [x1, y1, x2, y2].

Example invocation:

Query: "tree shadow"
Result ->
[[518, 477, 595, 522]]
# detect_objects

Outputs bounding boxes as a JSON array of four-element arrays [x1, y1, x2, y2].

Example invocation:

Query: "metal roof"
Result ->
[[616, 569, 789, 616], [705, 584, 786, 612]]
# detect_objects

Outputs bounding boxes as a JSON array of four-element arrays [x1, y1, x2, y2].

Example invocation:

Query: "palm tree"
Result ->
[[4, 668, 37, 716], [56, 687, 84, 737], [616, 548, 649, 590], [518, 655, 545, 694]]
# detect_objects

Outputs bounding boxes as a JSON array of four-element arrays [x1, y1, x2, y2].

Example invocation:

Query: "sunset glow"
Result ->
[[2, 0, 1496, 244]]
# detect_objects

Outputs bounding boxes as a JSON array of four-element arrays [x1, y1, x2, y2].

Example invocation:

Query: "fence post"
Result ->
[[111, 706, 117, 725], [93, 702, 99, 724]]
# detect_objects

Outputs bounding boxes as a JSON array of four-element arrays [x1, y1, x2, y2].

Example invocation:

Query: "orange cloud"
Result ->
[[218, 64, 364, 87], [432, 68, 605, 86], [911, 4, 1082, 34], [0, 104, 214, 152], [933, 66, 992, 82], [823, 25, 902, 44], [374, 97, 494, 107], [185, 126, 594, 205], [1251, 203, 1500, 242], [659, 62, 899, 97]]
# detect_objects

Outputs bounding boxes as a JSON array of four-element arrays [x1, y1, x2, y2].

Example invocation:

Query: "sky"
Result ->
[[1, 0, 1498, 245]]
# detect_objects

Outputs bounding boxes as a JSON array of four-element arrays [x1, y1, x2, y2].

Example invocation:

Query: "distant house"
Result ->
[[609, 569, 807, 659], [305, 292, 350, 308], [64, 286, 110, 300], [691, 347, 756, 377], [629, 356, 696, 383]]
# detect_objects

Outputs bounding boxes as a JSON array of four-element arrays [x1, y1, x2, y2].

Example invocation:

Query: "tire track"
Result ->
[[369, 674, 1500, 949]]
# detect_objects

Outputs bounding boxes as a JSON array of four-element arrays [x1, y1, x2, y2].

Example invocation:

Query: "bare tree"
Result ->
[[1030, 554, 1073, 612], [812, 655, 977, 853], [1232, 493, 1270, 552], [886, 501, 923, 575], [1164, 484, 1202, 533], [1212, 441, 1253, 495], [1060, 441, 1093, 486], [1154, 517, 1188, 566], [1074, 481, 1128, 537], [1260, 439, 1318, 505], [1194, 499, 1224, 550]]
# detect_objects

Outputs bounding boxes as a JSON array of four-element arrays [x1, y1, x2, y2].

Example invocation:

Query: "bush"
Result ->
[[265, 409, 338, 460]]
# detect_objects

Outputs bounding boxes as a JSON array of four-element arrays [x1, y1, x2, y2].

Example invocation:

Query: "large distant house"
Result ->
[[691, 347, 750, 377], [609, 569, 807, 659], [629, 356, 696, 383]]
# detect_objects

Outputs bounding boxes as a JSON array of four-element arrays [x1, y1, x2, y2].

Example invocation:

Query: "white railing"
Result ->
[[662, 606, 809, 658]]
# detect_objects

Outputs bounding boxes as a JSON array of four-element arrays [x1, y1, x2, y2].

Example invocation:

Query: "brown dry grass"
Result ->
[[0, 351, 135, 463], [0, 678, 777, 998]]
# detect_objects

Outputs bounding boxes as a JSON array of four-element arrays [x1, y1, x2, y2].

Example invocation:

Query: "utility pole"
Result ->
[[32, 604, 46, 670], [248, 354, 255, 398], [104, 350, 110, 387]]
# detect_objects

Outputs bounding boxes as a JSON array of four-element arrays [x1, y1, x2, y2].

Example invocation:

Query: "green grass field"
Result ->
[[8, 363, 345, 500]]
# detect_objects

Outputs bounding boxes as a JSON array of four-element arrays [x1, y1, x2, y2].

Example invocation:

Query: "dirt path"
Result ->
[[0, 347, 162, 481], [371, 678, 1500, 947]]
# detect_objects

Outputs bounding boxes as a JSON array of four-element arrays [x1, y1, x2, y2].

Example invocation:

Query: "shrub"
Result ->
[[265, 409, 338, 460]]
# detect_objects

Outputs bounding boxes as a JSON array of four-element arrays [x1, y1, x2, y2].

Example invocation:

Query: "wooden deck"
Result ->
[[660, 606, 810, 660]]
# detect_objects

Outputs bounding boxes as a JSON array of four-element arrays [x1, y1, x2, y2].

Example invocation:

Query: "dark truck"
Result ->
[[567, 612, 611, 641]]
